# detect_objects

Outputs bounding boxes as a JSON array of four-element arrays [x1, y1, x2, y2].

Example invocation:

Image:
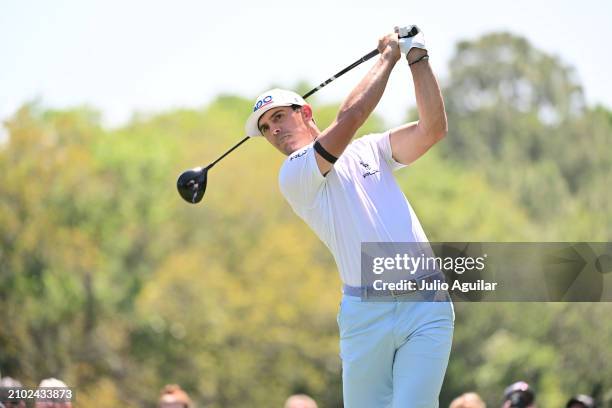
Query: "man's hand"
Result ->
[[377, 33, 401, 64], [395, 25, 427, 63]]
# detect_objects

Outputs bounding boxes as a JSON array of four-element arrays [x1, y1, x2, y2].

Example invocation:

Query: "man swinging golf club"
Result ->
[[246, 27, 454, 408]]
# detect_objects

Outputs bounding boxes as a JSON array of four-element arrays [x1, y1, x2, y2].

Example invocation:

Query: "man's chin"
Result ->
[[282, 140, 310, 156]]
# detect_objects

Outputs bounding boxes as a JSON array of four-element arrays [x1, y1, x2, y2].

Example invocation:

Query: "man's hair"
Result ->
[[449, 392, 487, 408], [290, 104, 317, 127]]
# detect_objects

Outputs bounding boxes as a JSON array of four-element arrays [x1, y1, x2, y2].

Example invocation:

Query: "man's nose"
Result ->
[[272, 126, 281, 135]]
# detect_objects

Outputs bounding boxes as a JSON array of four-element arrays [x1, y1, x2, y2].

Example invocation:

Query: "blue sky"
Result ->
[[1, 0, 610, 135]]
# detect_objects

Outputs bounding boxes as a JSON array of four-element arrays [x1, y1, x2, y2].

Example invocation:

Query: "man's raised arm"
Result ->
[[314, 33, 401, 175], [389, 28, 448, 166]]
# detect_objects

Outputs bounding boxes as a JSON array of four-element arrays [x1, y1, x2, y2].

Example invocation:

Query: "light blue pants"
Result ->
[[337, 292, 454, 408]]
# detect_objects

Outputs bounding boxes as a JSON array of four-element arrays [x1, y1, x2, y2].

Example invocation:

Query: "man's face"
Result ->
[[258, 106, 313, 155]]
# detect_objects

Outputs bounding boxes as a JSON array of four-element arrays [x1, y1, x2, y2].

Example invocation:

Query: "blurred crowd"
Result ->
[[0, 374, 600, 407], [449, 381, 597, 408], [0, 375, 320, 408], [0, 376, 73, 408]]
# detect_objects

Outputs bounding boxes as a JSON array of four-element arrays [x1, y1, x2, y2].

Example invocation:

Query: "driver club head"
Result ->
[[177, 167, 208, 204]]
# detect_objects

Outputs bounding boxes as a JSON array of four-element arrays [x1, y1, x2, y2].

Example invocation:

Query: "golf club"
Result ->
[[176, 26, 420, 204]]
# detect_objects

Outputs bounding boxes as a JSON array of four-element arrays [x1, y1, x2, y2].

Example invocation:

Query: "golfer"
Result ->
[[246, 28, 454, 408]]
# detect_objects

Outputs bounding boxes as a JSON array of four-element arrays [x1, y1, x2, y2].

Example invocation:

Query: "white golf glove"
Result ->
[[396, 25, 426, 54]]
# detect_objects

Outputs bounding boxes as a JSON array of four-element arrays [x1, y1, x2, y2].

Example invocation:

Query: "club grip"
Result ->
[[397, 25, 419, 38]]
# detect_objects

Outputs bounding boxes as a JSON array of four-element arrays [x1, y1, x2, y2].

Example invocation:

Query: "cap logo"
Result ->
[[253, 95, 273, 112]]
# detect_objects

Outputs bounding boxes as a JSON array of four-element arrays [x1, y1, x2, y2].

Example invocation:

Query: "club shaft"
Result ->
[[302, 49, 380, 99], [206, 136, 249, 170], [203, 48, 381, 170]]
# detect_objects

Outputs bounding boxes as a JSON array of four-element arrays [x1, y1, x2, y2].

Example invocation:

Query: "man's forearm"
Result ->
[[338, 55, 396, 126], [316, 54, 397, 160], [410, 52, 447, 139]]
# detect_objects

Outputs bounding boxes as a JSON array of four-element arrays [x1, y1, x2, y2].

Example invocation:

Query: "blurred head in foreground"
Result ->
[[35, 378, 72, 408], [502, 381, 535, 408], [284, 393, 318, 408], [0, 376, 26, 408], [566, 394, 596, 408], [158, 384, 193, 408], [450, 392, 486, 408]]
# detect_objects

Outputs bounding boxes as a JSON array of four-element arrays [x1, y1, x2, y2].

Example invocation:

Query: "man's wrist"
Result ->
[[381, 51, 401, 65], [406, 48, 428, 64], [408, 54, 429, 67]]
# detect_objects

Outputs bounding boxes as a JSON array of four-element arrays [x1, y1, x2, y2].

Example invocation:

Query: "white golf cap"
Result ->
[[245, 88, 306, 137]]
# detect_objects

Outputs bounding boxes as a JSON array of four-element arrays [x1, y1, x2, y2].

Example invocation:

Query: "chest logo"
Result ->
[[359, 160, 380, 178], [290, 149, 308, 161]]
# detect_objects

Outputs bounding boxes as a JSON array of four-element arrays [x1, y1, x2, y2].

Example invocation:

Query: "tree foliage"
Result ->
[[1, 32, 611, 407]]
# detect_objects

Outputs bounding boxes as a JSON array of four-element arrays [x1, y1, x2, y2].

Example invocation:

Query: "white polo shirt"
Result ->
[[279, 131, 429, 287]]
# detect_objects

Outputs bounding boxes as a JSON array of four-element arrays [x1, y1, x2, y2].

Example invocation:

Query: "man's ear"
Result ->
[[300, 104, 313, 122]]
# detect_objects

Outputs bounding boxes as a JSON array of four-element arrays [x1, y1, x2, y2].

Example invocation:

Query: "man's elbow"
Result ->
[[432, 115, 448, 142], [435, 124, 448, 141], [428, 118, 447, 142]]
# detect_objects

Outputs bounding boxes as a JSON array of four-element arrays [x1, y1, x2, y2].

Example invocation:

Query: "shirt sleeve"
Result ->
[[278, 144, 326, 211], [363, 131, 408, 172]]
